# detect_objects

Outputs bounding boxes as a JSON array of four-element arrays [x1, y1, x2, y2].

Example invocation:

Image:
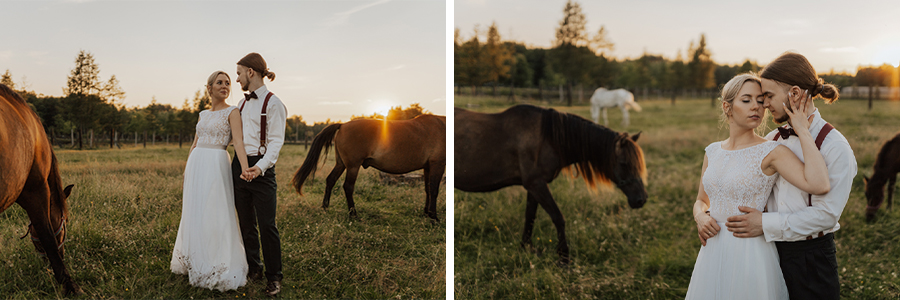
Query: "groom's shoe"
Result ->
[[265, 280, 281, 297], [248, 271, 263, 281]]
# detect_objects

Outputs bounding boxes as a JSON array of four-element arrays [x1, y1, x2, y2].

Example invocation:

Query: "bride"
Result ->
[[171, 71, 250, 291], [685, 73, 830, 299]]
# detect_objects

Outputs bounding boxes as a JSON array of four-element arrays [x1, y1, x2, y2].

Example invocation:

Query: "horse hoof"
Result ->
[[556, 257, 571, 267], [64, 282, 84, 296]]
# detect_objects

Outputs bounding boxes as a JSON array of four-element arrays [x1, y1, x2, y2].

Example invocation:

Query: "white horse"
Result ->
[[590, 88, 642, 127]]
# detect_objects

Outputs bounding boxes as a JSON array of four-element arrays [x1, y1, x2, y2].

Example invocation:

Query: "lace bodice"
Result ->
[[195, 106, 237, 147], [703, 141, 780, 221]]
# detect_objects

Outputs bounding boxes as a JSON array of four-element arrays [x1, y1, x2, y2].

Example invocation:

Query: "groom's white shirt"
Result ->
[[761, 109, 857, 242], [238, 84, 287, 174]]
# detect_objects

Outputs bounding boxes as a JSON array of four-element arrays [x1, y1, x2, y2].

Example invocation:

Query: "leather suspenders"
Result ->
[[240, 91, 274, 155], [773, 122, 834, 240]]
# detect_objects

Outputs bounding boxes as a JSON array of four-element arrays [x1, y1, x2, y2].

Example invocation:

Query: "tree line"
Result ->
[[3, 50, 424, 150], [455, 0, 899, 105]]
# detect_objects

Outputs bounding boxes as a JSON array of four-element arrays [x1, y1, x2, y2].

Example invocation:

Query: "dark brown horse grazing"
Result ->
[[455, 104, 648, 265], [863, 132, 900, 221], [293, 114, 446, 221], [0, 84, 81, 295]]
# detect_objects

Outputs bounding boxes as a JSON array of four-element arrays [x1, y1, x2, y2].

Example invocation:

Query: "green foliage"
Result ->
[[455, 96, 900, 299], [0, 144, 445, 298]]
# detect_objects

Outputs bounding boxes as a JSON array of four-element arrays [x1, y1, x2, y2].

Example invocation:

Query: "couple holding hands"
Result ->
[[169, 52, 286, 297]]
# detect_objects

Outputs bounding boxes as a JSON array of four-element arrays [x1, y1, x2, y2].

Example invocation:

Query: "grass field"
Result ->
[[454, 96, 900, 299], [0, 144, 445, 299]]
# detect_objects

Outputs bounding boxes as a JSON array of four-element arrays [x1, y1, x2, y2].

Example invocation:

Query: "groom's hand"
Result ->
[[726, 206, 763, 237], [244, 166, 262, 180]]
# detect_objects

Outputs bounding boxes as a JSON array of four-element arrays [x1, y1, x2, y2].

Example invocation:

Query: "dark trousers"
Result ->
[[232, 155, 282, 281], [775, 233, 840, 300]]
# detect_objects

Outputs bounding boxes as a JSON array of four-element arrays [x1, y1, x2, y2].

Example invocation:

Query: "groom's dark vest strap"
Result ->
[[240, 92, 274, 155], [772, 122, 834, 240]]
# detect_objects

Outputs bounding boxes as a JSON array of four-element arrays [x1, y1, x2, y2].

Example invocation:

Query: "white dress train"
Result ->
[[171, 106, 248, 291]]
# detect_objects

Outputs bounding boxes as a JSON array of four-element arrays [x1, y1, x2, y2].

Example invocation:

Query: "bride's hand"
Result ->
[[784, 90, 813, 131], [695, 212, 720, 246]]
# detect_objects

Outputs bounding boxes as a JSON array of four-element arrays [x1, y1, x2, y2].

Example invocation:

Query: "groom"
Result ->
[[232, 52, 287, 297], [726, 52, 857, 299]]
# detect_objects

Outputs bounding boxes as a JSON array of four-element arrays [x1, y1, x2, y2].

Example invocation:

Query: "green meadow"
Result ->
[[454, 95, 900, 299], [0, 144, 445, 299]]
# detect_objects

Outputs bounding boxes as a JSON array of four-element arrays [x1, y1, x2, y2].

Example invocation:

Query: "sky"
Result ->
[[0, 0, 446, 123], [455, 0, 900, 75]]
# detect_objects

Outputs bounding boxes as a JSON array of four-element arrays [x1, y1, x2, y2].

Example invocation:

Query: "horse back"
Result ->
[[455, 105, 561, 192], [0, 84, 51, 212]]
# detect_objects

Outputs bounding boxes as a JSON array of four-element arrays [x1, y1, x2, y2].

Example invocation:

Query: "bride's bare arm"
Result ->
[[694, 154, 719, 246], [228, 109, 250, 172], [189, 133, 199, 154], [761, 95, 830, 195]]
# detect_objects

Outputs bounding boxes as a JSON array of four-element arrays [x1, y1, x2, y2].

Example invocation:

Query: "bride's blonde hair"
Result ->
[[719, 72, 770, 135], [206, 70, 230, 88]]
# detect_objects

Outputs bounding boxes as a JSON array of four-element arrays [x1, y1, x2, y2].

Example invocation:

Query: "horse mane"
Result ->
[[47, 151, 69, 219], [541, 108, 647, 189], [0, 83, 26, 105]]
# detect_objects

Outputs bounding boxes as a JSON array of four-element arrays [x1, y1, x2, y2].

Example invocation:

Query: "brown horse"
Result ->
[[292, 114, 446, 221], [0, 84, 81, 295], [455, 104, 648, 265], [863, 132, 900, 221]]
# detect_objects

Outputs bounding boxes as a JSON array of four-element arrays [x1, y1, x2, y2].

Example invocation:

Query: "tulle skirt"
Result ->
[[171, 146, 248, 291], [685, 222, 788, 300]]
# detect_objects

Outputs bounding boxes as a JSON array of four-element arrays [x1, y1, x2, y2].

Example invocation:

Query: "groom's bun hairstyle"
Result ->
[[238, 52, 276, 81], [760, 52, 839, 104], [719, 73, 764, 126], [206, 70, 230, 88]]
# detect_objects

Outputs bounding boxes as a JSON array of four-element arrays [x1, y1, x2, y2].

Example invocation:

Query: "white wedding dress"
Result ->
[[685, 141, 789, 299], [171, 106, 248, 291]]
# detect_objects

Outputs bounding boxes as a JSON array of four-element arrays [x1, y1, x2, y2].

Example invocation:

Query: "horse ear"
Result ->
[[863, 176, 869, 186], [630, 131, 641, 142], [64, 184, 74, 198]]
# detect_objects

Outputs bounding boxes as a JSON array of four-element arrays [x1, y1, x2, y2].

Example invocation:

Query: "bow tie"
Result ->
[[777, 126, 797, 139], [244, 91, 258, 101]]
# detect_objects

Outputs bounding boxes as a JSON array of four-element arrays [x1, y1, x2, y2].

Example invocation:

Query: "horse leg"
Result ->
[[602, 107, 609, 127], [322, 158, 346, 210], [17, 190, 82, 295], [424, 161, 445, 222], [343, 165, 361, 220], [887, 174, 896, 210], [520, 191, 539, 253], [525, 182, 569, 265], [621, 106, 629, 127], [590, 103, 600, 123]]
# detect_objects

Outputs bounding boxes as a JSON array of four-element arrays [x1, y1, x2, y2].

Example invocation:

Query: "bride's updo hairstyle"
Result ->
[[719, 73, 769, 133], [237, 52, 276, 81], [760, 52, 839, 104]]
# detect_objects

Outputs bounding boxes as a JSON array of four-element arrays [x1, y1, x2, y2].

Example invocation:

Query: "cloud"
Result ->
[[0, 51, 11, 61], [386, 64, 405, 71], [819, 47, 859, 53], [318, 101, 353, 106], [325, 0, 392, 27]]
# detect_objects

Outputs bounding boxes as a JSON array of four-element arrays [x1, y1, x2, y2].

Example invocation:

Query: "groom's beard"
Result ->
[[241, 84, 249, 92]]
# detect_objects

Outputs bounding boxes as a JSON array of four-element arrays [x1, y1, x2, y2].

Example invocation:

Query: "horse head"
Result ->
[[613, 132, 647, 209], [863, 175, 884, 222], [29, 184, 73, 257]]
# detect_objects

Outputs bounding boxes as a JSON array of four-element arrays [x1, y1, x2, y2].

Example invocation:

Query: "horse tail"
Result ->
[[292, 123, 342, 195]]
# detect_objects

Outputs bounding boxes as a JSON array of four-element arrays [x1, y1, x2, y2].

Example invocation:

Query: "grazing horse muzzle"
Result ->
[[22, 218, 67, 257], [618, 177, 647, 209]]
